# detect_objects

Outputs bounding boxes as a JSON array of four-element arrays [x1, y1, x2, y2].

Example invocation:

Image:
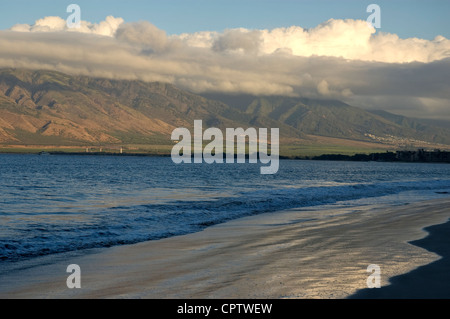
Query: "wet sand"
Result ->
[[1, 198, 449, 299], [350, 219, 450, 298]]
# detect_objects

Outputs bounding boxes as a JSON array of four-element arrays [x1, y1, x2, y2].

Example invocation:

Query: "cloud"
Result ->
[[10, 16, 124, 37], [116, 21, 176, 53], [176, 19, 450, 63], [212, 28, 262, 54], [1, 16, 450, 119], [317, 80, 330, 96]]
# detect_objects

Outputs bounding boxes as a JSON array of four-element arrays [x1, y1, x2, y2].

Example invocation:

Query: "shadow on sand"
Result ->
[[350, 219, 450, 299]]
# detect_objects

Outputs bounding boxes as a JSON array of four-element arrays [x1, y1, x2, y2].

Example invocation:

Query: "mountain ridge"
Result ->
[[1, 68, 449, 152], [202, 93, 450, 146]]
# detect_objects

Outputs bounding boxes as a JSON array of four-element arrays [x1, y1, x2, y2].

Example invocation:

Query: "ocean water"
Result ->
[[1, 154, 450, 264]]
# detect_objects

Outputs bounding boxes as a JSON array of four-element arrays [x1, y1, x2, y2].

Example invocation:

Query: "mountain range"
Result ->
[[1, 68, 449, 154]]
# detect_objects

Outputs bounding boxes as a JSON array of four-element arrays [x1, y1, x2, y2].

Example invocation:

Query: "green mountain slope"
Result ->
[[203, 94, 450, 146], [368, 110, 450, 145]]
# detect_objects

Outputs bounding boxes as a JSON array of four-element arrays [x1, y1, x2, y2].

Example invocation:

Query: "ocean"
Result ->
[[1, 153, 450, 264]]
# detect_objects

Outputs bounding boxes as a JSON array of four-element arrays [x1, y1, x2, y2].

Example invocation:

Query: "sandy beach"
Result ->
[[1, 197, 449, 299]]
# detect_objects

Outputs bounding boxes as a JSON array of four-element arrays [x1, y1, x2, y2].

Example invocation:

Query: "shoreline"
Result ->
[[350, 218, 450, 298], [1, 198, 450, 299], [1, 148, 450, 163]]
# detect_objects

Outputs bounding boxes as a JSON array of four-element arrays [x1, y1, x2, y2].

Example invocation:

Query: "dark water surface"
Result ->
[[1, 154, 450, 263]]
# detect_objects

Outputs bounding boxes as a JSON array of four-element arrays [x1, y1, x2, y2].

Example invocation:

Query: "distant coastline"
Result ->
[[310, 149, 450, 163], [1, 147, 450, 163]]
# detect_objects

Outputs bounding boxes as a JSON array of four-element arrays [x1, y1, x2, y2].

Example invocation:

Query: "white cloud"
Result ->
[[174, 19, 450, 63], [1, 16, 450, 119], [175, 31, 217, 49], [212, 28, 262, 54], [10, 16, 124, 37], [317, 80, 330, 96]]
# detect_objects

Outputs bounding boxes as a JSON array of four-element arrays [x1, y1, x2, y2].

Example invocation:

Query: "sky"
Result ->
[[0, 0, 449, 119], [1, 0, 450, 39]]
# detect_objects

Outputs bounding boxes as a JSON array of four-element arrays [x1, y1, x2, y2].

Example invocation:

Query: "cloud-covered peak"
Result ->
[[2, 16, 450, 119]]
